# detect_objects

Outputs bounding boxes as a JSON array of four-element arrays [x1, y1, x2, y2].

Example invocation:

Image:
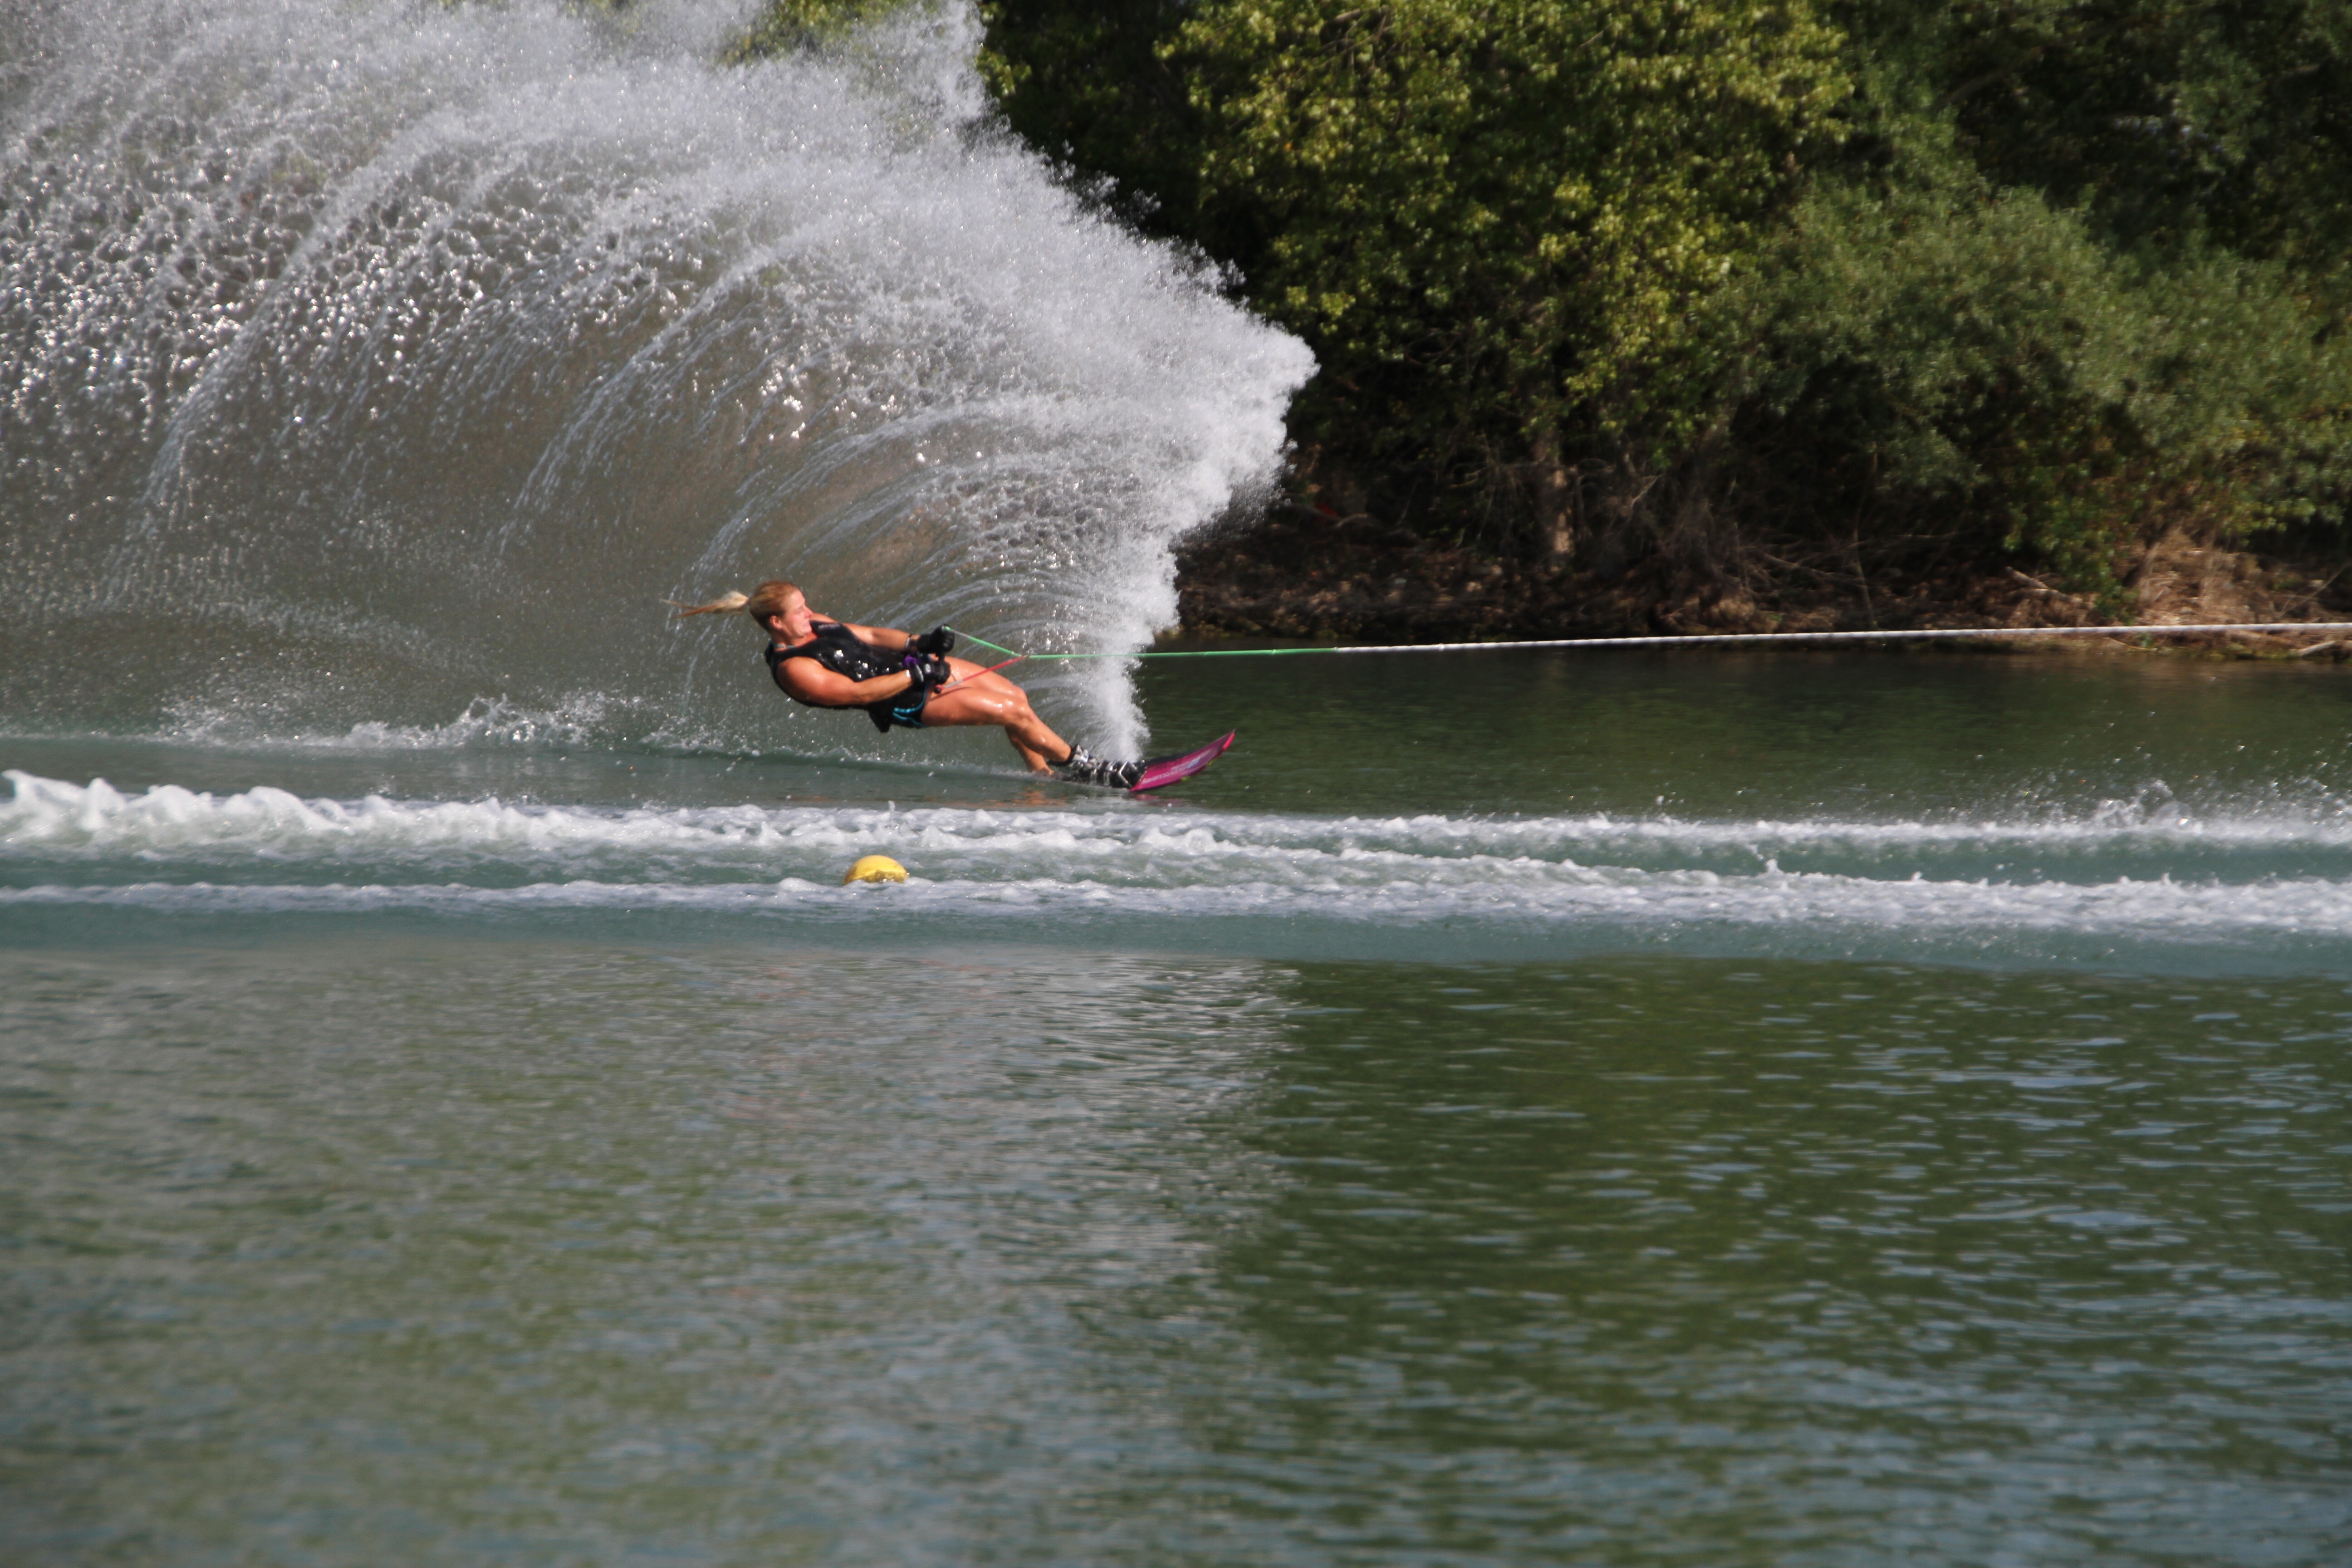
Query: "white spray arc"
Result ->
[[0, 0, 1311, 755]]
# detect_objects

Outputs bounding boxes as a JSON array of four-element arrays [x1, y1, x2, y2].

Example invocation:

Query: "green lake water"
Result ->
[[6, 649, 2352, 1565]]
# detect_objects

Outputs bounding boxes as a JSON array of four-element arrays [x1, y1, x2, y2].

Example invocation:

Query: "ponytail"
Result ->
[[666, 591, 750, 619], [667, 579, 800, 626]]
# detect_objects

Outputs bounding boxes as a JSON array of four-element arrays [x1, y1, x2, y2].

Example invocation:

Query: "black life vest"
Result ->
[[764, 622, 930, 732]]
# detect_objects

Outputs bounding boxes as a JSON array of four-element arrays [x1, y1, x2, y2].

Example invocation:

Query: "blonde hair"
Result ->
[[667, 579, 800, 627]]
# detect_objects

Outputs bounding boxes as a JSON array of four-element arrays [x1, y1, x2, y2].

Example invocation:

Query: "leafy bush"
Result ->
[[1728, 6, 2352, 597]]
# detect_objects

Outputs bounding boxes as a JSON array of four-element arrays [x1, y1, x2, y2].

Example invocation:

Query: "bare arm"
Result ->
[[773, 658, 921, 709]]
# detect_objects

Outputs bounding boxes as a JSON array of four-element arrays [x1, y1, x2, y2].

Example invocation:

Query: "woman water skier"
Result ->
[[671, 580, 1145, 785]]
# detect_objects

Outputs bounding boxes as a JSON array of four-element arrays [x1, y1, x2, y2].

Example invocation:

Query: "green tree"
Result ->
[[1724, 3, 2352, 602], [973, 2, 1208, 240], [1162, 0, 1848, 559], [1881, 1, 2352, 280]]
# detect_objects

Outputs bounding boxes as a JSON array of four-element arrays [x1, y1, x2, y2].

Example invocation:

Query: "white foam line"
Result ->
[[10, 772, 2352, 871], [6, 870, 2352, 945]]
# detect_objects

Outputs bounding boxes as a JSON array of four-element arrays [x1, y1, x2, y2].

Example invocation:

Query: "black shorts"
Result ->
[[865, 689, 928, 731]]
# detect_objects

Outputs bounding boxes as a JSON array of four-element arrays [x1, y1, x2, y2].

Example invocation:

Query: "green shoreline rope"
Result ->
[[948, 622, 2352, 662]]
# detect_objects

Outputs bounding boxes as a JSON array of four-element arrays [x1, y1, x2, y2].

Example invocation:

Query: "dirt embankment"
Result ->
[[1173, 507, 2352, 657]]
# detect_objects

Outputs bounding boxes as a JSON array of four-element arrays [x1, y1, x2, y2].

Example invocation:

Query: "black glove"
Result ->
[[912, 626, 956, 659], [902, 652, 951, 690]]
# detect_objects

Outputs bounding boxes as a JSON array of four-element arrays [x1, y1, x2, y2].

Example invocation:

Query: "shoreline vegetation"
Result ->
[[730, 0, 2352, 648], [1169, 501, 2352, 657]]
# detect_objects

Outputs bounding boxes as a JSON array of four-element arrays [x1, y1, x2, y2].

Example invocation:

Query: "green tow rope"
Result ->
[[946, 622, 2352, 669]]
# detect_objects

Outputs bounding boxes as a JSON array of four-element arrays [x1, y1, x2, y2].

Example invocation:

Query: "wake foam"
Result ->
[[14, 769, 2352, 861], [11, 772, 2352, 969]]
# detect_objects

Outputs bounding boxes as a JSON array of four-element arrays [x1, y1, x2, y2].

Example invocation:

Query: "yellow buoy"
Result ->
[[842, 854, 908, 885]]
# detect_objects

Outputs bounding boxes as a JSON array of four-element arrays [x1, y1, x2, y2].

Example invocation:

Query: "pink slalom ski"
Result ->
[[1130, 732, 1235, 794]]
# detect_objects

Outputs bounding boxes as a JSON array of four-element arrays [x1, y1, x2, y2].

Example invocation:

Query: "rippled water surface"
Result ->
[[6, 650, 2352, 1566]]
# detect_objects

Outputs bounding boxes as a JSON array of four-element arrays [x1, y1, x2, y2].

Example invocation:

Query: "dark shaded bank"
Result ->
[[1174, 504, 2352, 656]]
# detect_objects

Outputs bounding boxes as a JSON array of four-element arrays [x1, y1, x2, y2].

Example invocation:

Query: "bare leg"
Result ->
[[917, 660, 1073, 773]]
